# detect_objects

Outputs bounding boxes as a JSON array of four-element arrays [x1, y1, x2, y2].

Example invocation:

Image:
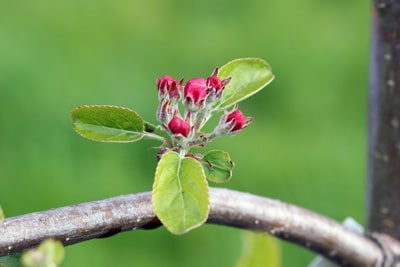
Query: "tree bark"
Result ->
[[0, 188, 386, 267], [367, 0, 400, 239]]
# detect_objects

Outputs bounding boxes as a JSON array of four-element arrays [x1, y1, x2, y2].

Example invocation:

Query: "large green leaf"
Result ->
[[216, 58, 274, 109], [153, 151, 209, 235], [201, 150, 234, 183], [71, 105, 145, 142], [235, 232, 281, 267]]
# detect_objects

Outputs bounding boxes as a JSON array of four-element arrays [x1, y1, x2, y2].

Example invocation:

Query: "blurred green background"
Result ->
[[0, 0, 370, 266]]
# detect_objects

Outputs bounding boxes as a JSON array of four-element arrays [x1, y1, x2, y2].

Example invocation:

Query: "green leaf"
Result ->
[[71, 105, 145, 142], [216, 58, 274, 109], [21, 239, 64, 267], [201, 150, 234, 183], [0, 254, 23, 267], [153, 151, 209, 235], [235, 232, 281, 267]]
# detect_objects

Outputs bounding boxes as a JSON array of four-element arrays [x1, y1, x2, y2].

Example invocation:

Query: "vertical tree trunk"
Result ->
[[367, 0, 400, 239]]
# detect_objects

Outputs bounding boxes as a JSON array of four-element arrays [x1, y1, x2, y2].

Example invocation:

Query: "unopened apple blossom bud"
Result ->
[[206, 68, 231, 101], [157, 75, 182, 99], [207, 75, 224, 91], [214, 108, 252, 135], [168, 117, 190, 137], [183, 78, 208, 111], [226, 110, 250, 132]]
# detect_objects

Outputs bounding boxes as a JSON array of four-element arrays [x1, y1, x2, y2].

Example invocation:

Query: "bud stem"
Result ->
[[142, 132, 169, 144]]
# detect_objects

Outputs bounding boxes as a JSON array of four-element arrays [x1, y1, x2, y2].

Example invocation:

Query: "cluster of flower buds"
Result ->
[[156, 68, 252, 150]]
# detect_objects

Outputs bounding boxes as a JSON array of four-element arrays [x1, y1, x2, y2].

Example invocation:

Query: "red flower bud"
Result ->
[[207, 75, 224, 91], [183, 78, 208, 109], [168, 117, 190, 137], [157, 75, 182, 99], [226, 110, 250, 132], [206, 68, 231, 102]]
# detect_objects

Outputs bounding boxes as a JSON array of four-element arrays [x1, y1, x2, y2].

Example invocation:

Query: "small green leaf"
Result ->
[[71, 105, 145, 142], [201, 150, 234, 183], [21, 239, 64, 267], [235, 231, 281, 267], [216, 58, 274, 109], [153, 151, 209, 235], [0, 254, 23, 267]]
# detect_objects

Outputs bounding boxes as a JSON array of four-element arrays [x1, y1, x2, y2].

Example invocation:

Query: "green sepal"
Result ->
[[201, 150, 234, 183], [71, 105, 145, 142], [215, 58, 274, 109], [153, 151, 209, 235], [21, 239, 64, 267]]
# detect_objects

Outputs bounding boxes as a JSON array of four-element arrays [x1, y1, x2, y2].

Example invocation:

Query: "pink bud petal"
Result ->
[[184, 78, 208, 105], [157, 75, 182, 99], [168, 117, 190, 137], [207, 75, 224, 91], [226, 110, 247, 132]]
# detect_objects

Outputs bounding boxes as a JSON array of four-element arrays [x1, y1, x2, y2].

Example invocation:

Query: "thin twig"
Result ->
[[0, 188, 385, 266]]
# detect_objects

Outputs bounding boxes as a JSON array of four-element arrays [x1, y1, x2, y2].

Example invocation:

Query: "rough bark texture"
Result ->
[[0, 188, 385, 267], [367, 0, 400, 239]]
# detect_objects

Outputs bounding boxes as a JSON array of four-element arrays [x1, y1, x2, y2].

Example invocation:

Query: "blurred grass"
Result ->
[[0, 0, 369, 266]]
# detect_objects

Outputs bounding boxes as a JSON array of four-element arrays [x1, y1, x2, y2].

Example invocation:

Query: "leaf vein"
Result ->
[[176, 157, 186, 228]]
